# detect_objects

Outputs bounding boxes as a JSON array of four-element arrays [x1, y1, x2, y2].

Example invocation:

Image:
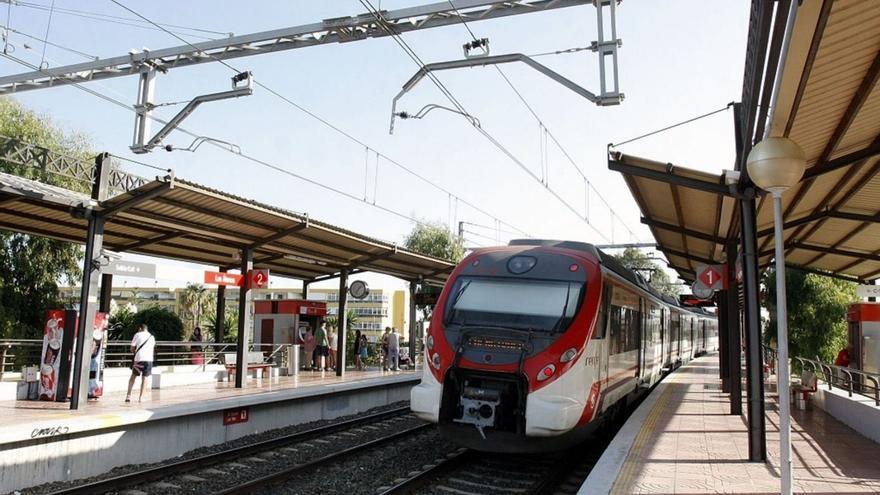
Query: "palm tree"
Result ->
[[179, 283, 209, 336]]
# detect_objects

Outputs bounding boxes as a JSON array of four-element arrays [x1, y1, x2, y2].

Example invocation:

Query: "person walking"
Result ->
[[354, 329, 363, 371], [388, 327, 401, 371], [126, 324, 154, 403], [835, 344, 853, 385], [314, 321, 330, 371], [328, 325, 338, 371]]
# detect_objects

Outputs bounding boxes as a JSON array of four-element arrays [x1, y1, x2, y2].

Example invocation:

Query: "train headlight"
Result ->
[[560, 348, 577, 363], [537, 364, 556, 381], [507, 256, 537, 274], [431, 353, 441, 369], [425, 334, 434, 349]]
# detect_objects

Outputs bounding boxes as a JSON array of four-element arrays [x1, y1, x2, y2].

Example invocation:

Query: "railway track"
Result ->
[[46, 406, 425, 495], [378, 445, 601, 495]]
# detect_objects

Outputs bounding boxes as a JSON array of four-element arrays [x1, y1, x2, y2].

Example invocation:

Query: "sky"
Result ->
[[0, 0, 749, 291]]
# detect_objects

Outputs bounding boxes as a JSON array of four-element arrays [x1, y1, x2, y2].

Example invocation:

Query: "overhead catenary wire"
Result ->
[[610, 103, 734, 149], [105, 0, 531, 238], [0, 50, 428, 227], [2, 31, 525, 245], [444, 0, 640, 242], [363, 0, 615, 243], [5, 26, 99, 60], [11, 0, 227, 40]]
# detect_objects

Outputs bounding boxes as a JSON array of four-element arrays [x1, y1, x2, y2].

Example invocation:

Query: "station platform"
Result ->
[[0, 367, 419, 493], [582, 354, 880, 494]]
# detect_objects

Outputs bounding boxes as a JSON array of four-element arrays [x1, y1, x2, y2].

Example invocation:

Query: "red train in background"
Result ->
[[411, 239, 717, 452]]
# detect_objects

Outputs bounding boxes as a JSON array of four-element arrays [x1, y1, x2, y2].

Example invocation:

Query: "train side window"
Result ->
[[609, 305, 622, 353]]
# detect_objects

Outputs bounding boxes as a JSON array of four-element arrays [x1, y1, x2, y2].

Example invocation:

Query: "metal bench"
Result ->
[[223, 352, 270, 380]]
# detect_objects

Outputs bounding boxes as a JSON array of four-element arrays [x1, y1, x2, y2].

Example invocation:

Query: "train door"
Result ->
[[661, 308, 669, 369], [605, 284, 640, 408]]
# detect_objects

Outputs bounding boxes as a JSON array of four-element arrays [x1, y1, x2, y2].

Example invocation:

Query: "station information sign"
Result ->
[[223, 406, 250, 425], [105, 260, 156, 279], [204, 271, 244, 286], [856, 284, 880, 299]]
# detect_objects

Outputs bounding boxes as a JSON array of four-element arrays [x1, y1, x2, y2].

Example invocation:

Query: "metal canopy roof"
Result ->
[[0, 170, 454, 285], [611, 0, 880, 283], [609, 153, 739, 282]]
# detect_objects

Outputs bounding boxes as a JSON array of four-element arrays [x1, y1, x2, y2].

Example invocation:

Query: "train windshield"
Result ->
[[444, 277, 584, 332]]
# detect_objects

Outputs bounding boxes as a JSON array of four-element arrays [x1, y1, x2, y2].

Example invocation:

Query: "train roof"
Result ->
[[509, 239, 666, 300], [509, 239, 716, 314]]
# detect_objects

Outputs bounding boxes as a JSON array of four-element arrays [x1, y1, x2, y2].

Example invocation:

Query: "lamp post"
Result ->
[[746, 136, 806, 495]]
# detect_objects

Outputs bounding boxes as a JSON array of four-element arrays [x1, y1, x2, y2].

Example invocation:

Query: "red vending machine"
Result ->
[[847, 303, 880, 374], [38, 310, 109, 401]]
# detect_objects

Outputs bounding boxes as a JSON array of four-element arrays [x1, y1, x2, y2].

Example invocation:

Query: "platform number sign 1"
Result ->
[[249, 269, 270, 289], [223, 406, 249, 425], [696, 264, 726, 291]]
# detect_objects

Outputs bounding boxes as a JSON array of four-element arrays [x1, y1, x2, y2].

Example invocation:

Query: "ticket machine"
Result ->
[[847, 303, 880, 374], [253, 300, 328, 362]]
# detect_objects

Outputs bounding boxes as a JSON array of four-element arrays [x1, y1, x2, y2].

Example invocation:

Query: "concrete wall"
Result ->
[[0, 376, 417, 493], [811, 383, 880, 444]]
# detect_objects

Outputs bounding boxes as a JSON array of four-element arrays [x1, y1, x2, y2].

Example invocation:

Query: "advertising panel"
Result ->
[[88, 313, 109, 399], [38, 310, 65, 401]]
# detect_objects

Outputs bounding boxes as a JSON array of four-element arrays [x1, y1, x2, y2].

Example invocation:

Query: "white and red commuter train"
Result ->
[[411, 239, 718, 452]]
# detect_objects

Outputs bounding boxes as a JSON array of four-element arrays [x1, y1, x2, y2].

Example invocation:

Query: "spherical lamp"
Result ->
[[746, 137, 806, 193]]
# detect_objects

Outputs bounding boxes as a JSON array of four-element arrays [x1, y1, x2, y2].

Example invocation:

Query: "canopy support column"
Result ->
[[740, 193, 767, 461], [215, 267, 227, 344], [71, 153, 111, 410], [718, 289, 730, 392], [409, 281, 418, 366], [235, 249, 253, 388], [727, 242, 743, 416], [336, 270, 348, 377]]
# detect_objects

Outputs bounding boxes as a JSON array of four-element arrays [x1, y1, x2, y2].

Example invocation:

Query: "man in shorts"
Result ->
[[314, 321, 330, 371], [126, 324, 154, 403]]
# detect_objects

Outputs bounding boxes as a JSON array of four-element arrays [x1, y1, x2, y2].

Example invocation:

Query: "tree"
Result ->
[[327, 308, 359, 367], [120, 306, 185, 342], [206, 307, 239, 343], [0, 99, 92, 339], [178, 283, 214, 337], [762, 267, 855, 363], [403, 221, 465, 262], [612, 248, 680, 297]]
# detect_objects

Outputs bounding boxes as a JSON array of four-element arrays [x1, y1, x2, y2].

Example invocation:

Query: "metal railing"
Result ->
[[764, 345, 879, 406], [0, 339, 297, 378]]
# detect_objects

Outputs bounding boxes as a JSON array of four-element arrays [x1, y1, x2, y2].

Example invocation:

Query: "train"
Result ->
[[411, 239, 718, 453]]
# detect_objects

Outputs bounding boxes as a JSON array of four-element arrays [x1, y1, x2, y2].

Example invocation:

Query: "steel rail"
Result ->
[[377, 448, 473, 494], [45, 406, 411, 495], [216, 422, 434, 494]]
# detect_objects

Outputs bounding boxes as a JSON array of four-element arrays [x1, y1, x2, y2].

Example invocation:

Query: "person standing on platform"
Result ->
[[314, 321, 329, 371], [126, 324, 154, 403], [360, 334, 369, 370], [388, 327, 400, 371], [835, 344, 852, 368], [328, 325, 338, 371], [302, 327, 316, 371], [354, 329, 363, 371], [382, 326, 391, 371], [190, 327, 204, 366]]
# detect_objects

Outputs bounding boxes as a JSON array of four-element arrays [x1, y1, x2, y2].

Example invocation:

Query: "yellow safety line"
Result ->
[[610, 385, 673, 495]]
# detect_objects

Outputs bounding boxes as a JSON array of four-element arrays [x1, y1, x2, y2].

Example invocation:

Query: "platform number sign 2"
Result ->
[[249, 269, 270, 289], [224, 407, 249, 425]]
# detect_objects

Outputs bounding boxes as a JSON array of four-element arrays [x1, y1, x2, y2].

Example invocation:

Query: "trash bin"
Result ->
[[288, 345, 300, 376]]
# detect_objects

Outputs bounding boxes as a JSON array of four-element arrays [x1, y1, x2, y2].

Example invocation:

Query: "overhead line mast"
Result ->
[[0, 0, 591, 94]]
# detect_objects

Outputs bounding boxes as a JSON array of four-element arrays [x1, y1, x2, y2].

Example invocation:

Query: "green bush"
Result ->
[[120, 306, 184, 342]]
